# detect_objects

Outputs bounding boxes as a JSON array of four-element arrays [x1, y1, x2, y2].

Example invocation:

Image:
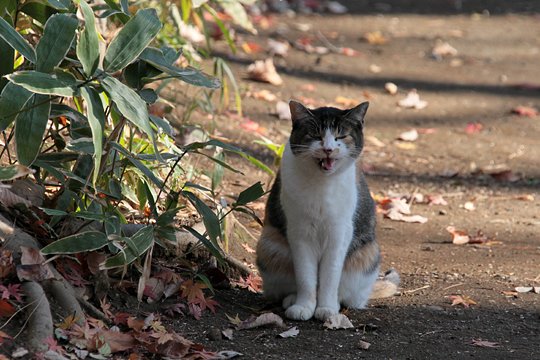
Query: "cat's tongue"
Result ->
[[321, 158, 336, 171]]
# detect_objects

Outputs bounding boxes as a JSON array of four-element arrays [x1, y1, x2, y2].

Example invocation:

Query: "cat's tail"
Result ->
[[370, 268, 400, 299]]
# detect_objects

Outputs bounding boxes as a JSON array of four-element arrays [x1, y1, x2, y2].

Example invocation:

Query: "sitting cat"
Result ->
[[256, 100, 398, 321]]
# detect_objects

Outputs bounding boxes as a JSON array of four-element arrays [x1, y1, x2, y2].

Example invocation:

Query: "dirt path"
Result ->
[[166, 2, 540, 359]]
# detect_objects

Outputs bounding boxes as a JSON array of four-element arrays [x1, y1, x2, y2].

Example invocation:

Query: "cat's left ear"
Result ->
[[345, 102, 369, 126]]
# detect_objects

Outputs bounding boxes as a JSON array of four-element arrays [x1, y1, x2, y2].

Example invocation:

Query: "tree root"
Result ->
[[0, 214, 87, 353], [20, 282, 52, 353]]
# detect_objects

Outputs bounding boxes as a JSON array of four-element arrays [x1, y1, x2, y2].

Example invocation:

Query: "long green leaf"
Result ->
[[47, 0, 72, 10], [139, 47, 220, 89], [103, 8, 162, 73], [109, 142, 163, 188], [217, 0, 256, 34], [80, 87, 104, 186], [102, 226, 154, 269], [234, 181, 264, 206], [183, 191, 221, 245], [101, 74, 155, 144], [36, 13, 78, 73], [185, 226, 223, 261], [41, 231, 109, 254], [15, 94, 51, 166], [7, 70, 79, 97], [0, 16, 14, 92], [0, 16, 36, 63], [19, 2, 57, 25], [0, 82, 32, 130], [77, 1, 100, 77]]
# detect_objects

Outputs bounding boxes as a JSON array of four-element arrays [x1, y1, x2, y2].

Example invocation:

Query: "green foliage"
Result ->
[[0, 0, 264, 275]]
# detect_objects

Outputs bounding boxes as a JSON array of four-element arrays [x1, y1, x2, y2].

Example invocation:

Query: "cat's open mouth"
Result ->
[[318, 157, 337, 172]]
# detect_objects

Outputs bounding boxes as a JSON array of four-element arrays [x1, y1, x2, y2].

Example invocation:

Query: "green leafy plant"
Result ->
[[0, 1, 264, 275]]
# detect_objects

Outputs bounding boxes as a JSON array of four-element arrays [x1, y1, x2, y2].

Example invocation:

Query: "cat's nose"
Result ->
[[323, 148, 333, 155]]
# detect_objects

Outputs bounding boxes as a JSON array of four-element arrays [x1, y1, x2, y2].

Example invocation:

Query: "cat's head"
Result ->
[[288, 100, 368, 175]]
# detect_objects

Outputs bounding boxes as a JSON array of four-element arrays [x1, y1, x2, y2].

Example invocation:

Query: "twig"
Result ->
[[315, 31, 341, 53], [442, 283, 464, 291], [0, 298, 39, 330], [403, 285, 430, 294], [13, 291, 46, 339]]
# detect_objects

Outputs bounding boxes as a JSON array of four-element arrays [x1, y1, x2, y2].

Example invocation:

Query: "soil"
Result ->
[[3, 1, 540, 359], [165, 1, 540, 359]]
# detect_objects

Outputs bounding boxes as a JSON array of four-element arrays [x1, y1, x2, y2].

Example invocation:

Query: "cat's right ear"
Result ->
[[346, 101, 369, 126], [289, 100, 311, 123]]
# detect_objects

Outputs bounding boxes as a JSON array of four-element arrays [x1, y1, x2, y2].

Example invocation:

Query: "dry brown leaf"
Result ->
[[511, 105, 538, 117], [88, 330, 136, 353], [463, 201, 476, 211], [397, 129, 419, 142], [384, 82, 398, 95], [278, 326, 299, 338], [249, 89, 277, 102], [300, 83, 317, 92], [247, 58, 283, 86], [323, 313, 354, 330], [276, 101, 291, 120], [358, 340, 371, 350], [427, 194, 448, 206], [217, 350, 243, 359], [515, 286, 540, 294], [432, 41, 458, 58], [334, 96, 358, 108], [237, 313, 286, 330], [267, 38, 290, 57], [465, 122, 483, 134], [394, 142, 417, 150], [397, 89, 428, 109], [365, 135, 385, 148], [449, 294, 477, 308], [471, 339, 499, 348], [362, 31, 388, 45], [222, 328, 234, 340], [515, 194, 534, 201], [226, 314, 242, 327], [446, 226, 470, 245], [241, 243, 256, 254]]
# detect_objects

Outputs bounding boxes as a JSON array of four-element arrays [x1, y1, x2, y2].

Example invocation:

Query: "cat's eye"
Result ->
[[335, 135, 347, 140], [308, 134, 322, 140]]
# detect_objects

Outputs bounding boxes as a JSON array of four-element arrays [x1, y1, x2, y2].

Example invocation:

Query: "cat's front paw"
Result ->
[[285, 304, 315, 321], [314, 306, 339, 321], [282, 294, 297, 309]]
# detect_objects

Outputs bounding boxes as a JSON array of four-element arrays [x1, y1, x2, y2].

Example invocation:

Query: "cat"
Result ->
[[256, 100, 399, 321]]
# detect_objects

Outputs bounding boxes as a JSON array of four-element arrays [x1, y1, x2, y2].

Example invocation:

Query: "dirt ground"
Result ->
[[165, 1, 540, 359], [2, 1, 539, 359]]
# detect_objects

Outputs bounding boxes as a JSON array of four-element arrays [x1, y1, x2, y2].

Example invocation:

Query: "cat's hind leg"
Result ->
[[260, 271, 296, 304], [339, 240, 380, 309], [339, 267, 378, 309]]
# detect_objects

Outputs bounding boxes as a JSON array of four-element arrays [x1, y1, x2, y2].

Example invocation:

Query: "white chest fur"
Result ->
[[280, 143, 357, 247]]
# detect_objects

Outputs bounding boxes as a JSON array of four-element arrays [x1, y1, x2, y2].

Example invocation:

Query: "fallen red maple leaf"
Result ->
[[511, 105, 538, 117], [44, 336, 65, 354], [0, 283, 23, 302], [465, 122, 483, 134], [0, 299, 15, 317]]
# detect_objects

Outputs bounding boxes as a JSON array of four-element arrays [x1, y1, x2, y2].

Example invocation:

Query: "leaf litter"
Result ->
[[448, 294, 477, 308], [247, 58, 283, 86], [278, 326, 300, 338], [237, 312, 286, 330], [397, 89, 428, 109], [324, 313, 354, 330]]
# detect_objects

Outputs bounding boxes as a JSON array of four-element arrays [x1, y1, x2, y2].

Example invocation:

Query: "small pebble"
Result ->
[[207, 327, 222, 341]]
